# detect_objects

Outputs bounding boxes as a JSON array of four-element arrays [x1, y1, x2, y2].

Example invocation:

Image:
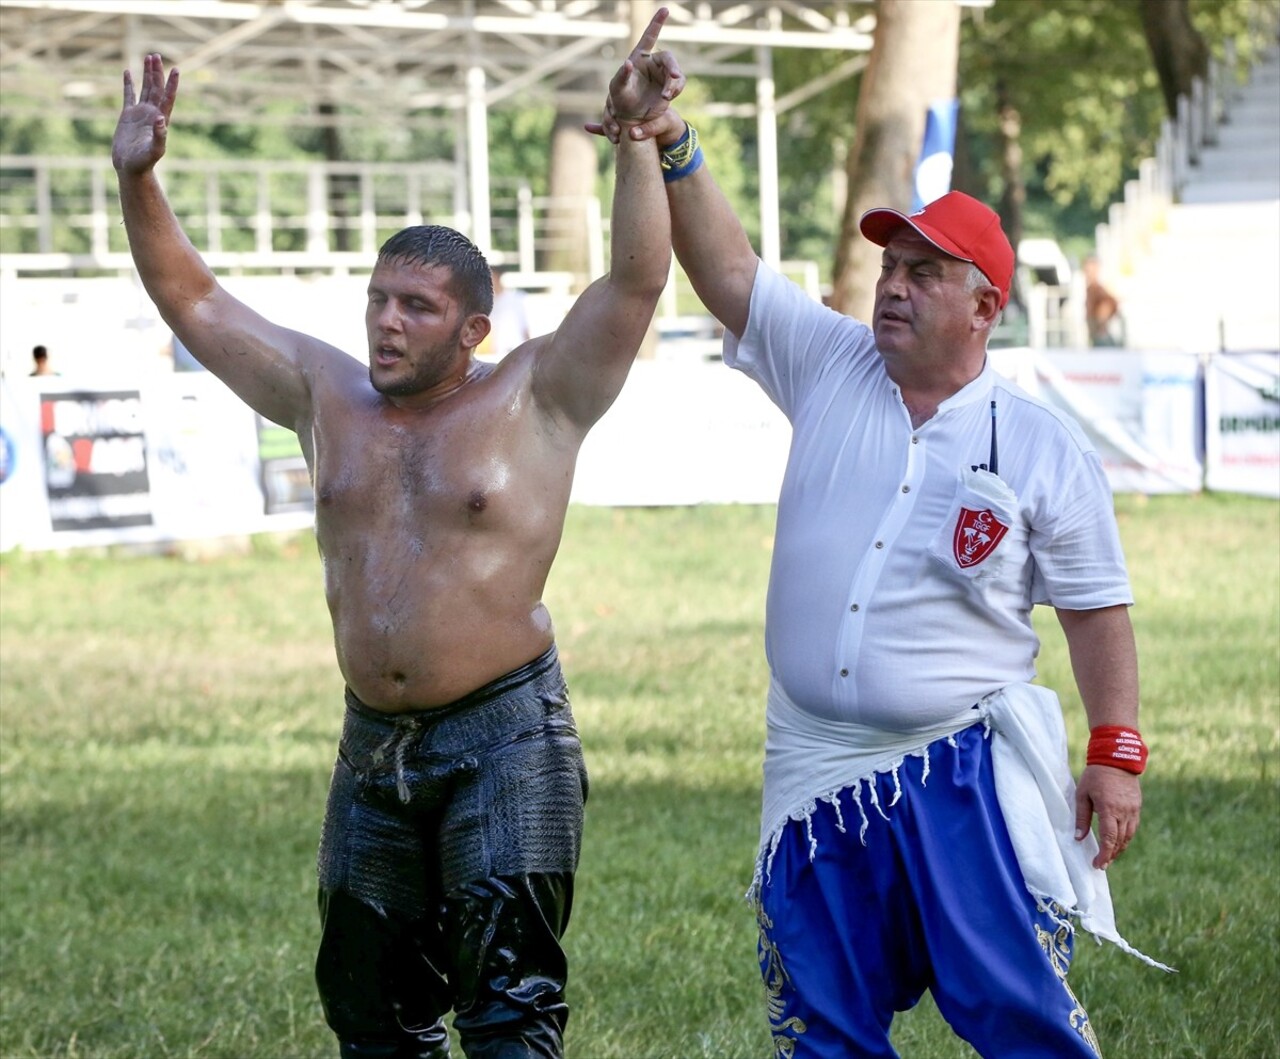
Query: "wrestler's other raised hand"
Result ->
[[113, 53, 179, 175], [585, 6, 685, 145]]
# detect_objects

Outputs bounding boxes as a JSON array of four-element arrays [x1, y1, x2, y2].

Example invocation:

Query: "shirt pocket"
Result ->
[[927, 467, 1025, 588]]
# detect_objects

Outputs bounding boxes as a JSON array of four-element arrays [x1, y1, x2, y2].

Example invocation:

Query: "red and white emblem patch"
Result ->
[[953, 507, 1009, 568]]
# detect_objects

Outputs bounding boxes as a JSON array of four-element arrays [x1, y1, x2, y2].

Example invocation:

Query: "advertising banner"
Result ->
[[41, 388, 154, 531], [1, 350, 1269, 554], [1013, 351, 1202, 493], [0, 374, 312, 552], [573, 360, 791, 506], [1204, 351, 1280, 498], [144, 375, 269, 534]]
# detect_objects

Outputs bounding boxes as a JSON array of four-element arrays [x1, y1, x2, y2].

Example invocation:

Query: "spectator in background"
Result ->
[[1083, 255, 1123, 348], [488, 265, 532, 358], [29, 345, 59, 376]]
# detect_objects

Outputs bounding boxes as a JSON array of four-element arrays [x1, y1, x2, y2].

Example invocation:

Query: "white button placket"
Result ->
[[833, 430, 927, 699]]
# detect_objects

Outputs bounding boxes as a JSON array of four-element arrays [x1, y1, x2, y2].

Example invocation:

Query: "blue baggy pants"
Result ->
[[755, 723, 1102, 1059]]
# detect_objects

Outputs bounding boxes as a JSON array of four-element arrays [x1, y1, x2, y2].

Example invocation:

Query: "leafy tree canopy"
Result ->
[[762, 0, 1262, 259]]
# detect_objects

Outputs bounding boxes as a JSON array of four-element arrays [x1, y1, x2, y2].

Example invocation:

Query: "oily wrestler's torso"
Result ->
[[304, 344, 573, 712]]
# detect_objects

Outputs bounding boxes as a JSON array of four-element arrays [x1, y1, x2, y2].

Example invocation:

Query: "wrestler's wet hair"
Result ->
[[377, 225, 494, 318]]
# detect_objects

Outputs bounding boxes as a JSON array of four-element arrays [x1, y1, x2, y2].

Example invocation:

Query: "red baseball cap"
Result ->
[[859, 191, 1015, 308]]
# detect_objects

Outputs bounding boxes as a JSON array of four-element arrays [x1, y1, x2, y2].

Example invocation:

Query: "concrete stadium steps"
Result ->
[[1120, 46, 1280, 351], [1160, 199, 1280, 233], [1120, 203, 1279, 351]]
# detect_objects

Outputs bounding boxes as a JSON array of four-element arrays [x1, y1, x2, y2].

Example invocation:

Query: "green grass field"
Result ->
[[1, 493, 1277, 1059]]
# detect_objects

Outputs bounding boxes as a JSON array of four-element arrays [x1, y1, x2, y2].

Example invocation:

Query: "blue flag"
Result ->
[[913, 100, 960, 211]]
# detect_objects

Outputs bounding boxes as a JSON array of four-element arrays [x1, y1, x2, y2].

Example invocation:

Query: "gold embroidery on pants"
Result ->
[[1036, 921, 1102, 1057], [756, 899, 807, 1058]]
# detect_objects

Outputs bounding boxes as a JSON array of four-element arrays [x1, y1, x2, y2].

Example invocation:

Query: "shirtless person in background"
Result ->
[[111, 11, 679, 1058]]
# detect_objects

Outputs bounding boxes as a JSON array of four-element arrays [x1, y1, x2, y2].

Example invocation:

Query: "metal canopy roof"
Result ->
[[0, 0, 987, 271], [1, 0, 905, 267], [0, 0, 881, 130]]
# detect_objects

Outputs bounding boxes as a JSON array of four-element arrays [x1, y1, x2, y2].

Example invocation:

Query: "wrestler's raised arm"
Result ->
[[112, 54, 347, 432], [527, 9, 673, 434], [587, 39, 758, 340]]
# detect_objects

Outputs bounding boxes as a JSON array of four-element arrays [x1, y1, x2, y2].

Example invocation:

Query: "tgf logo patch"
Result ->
[[953, 507, 1008, 568]]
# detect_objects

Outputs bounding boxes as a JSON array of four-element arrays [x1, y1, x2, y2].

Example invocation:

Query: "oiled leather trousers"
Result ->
[[315, 647, 587, 1058]]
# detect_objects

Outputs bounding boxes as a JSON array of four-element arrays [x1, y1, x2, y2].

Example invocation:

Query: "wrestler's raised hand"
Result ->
[[585, 7, 685, 145], [112, 53, 179, 175]]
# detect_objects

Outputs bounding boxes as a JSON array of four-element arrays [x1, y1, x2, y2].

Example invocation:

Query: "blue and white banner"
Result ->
[[990, 349, 1203, 494], [0, 374, 313, 553]]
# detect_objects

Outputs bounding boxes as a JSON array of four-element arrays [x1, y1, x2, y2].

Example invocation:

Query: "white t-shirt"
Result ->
[[727, 262, 1133, 731]]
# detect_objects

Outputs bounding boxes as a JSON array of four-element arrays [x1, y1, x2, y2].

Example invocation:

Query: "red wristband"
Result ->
[[1087, 725, 1148, 775]]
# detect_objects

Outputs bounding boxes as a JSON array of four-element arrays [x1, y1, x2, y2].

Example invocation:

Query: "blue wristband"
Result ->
[[662, 147, 704, 183], [660, 124, 702, 183]]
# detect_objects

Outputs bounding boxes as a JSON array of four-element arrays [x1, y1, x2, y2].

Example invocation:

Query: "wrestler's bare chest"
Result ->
[[303, 377, 570, 705], [312, 407, 524, 535]]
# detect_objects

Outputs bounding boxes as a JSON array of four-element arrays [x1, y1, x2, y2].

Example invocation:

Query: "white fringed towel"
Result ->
[[984, 683, 1173, 970]]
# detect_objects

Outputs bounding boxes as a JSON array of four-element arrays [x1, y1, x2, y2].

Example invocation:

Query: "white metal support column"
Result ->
[[360, 169, 376, 254], [35, 165, 52, 254], [466, 63, 492, 255], [756, 42, 781, 270], [255, 170, 271, 254], [306, 167, 327, 253], [90, 165, 108, 257], [517, 185, 536, 272], [207, 171, 223, 254]]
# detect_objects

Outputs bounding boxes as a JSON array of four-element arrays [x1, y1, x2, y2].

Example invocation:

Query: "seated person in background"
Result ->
[[1083, 255, 1123, 347]]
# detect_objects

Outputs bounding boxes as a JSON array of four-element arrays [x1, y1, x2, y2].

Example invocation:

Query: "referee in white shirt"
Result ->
[[591, 53, 1158, 1058]]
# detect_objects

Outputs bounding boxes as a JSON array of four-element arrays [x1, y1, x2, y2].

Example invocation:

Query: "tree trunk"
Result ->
[[545, 81, 599, 283], [996, 78, 1025, 305], [1140, 0, 1210, 118], [831, 0, 961, 321]]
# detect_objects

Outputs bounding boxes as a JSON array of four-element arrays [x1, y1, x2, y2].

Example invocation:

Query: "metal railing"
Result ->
[[0, 155, 606, 282]]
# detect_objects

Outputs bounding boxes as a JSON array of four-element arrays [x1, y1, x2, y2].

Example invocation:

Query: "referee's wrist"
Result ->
[[656, 119, 689, 151]]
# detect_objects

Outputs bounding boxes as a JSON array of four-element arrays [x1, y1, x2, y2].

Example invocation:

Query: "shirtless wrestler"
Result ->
[[110, 11, 681, 1058]]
